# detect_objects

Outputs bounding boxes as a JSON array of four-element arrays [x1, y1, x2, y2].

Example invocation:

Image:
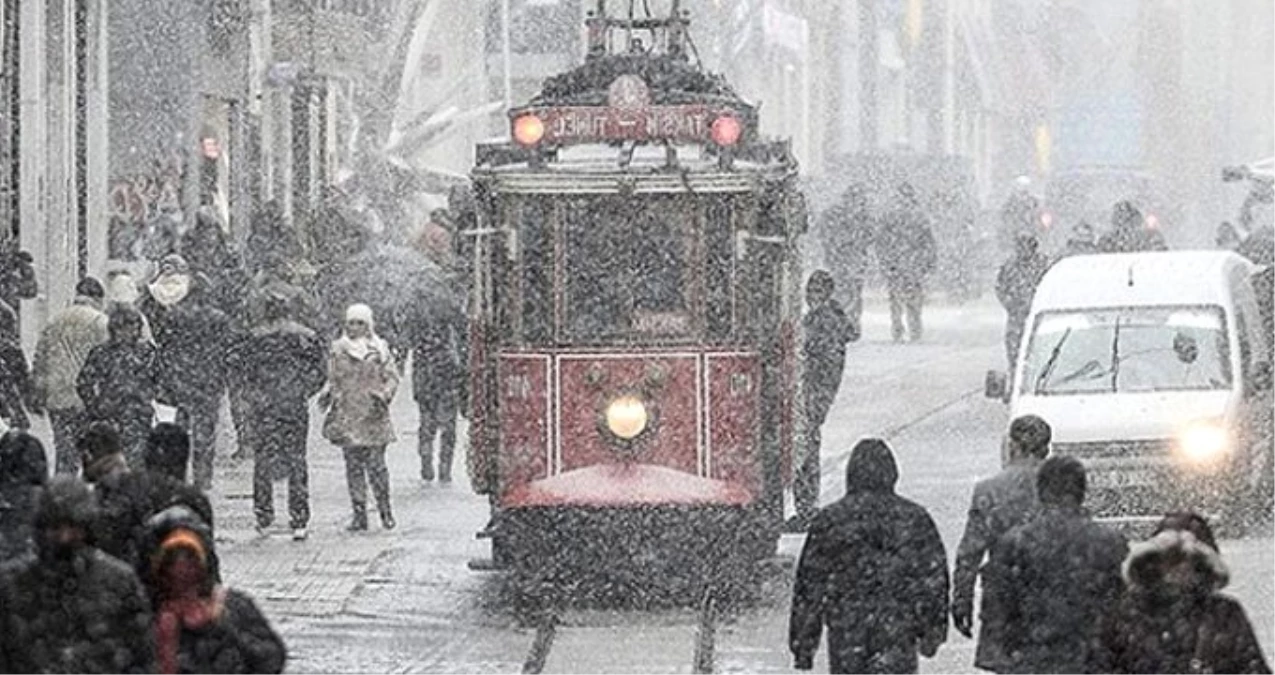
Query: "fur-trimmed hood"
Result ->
[[1123, 528, 1229, 593]]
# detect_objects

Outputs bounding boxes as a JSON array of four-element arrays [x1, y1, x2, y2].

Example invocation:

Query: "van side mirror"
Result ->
[[985, 370, 1008, 401], [1254, 362, 1274, 393]]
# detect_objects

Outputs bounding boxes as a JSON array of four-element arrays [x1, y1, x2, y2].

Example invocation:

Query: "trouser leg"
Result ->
[[438, 394, 457, 481], [251, 413, 275, 527], [343, 446, 368, 512], [794, 422, 822, 522], [283, 412, 310, 528], [887, 283, 905, 341], [418, 398, 436, 480], [366, 445, 392, 517], [1005, 320, 1024, 369], [50, 408, 86, 475], [906, 282, 924, 341], [228, 384, 250, 458], [184, 400, 218, 490]]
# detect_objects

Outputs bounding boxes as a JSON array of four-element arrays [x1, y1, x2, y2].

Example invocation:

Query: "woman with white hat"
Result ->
[[321, 303, 399, 531]]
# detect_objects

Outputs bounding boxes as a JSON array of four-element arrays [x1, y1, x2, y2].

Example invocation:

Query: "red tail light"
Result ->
[[710, 115, 742, 146]]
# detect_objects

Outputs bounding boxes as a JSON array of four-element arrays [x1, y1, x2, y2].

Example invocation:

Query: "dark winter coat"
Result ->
[[1097, 226, 1163, 254], [876, 208, 938, 286], [0, 244, 38, 312], [819, 196, 876, 279], [84, 454, 156, 569], [77, 339, 161, 428], [140, 285, 235, 405], [995, 252, 1051, 322], [181, 211, 251, 321], [0, 480, 155, 673], [141, 470, 215, 535], [142, 506, 284, 674], [1095, 528, 1271, 674], [242, 273, 323, 333], [0, 301, 37, 429], [803, 299, 856, 427], [409, 298, 467, 406], [1001, 190, 1041, 237], [952, 457, 1043, 672], [0, 432, 46, 562], [790, 441, 949, 673], [983, 504, 1128, 673], [228, 319, 327, 413]]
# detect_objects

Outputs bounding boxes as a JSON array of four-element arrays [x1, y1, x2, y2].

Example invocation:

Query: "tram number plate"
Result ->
[[1090, 468, 1157, 490], [530, 105, 722, 144]]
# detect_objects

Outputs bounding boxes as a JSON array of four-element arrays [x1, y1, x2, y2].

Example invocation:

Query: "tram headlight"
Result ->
[[710, 115, 742, 146], [513, 114, 545, 147], [1176, 420, 1231, 467], [605, 395, 648, 440]]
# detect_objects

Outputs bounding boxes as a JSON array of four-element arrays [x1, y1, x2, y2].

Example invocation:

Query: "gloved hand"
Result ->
[[793, 653, 814, 671], [952, 599, 974, 639]]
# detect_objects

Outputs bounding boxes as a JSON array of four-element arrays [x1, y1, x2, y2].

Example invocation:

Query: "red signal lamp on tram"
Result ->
[[513, 114, 546, 147], [710, 114, 742, 147]]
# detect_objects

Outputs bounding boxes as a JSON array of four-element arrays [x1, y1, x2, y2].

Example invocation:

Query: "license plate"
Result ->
[[1090, 469, 1158, 490]]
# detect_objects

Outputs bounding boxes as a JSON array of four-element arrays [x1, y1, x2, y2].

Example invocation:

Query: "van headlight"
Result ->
[[604, 395, 648, 440], [1176, 420, 1231, 466]]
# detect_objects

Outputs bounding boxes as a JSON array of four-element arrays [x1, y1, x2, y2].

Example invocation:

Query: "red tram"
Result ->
[[453, 5, 807, 577]]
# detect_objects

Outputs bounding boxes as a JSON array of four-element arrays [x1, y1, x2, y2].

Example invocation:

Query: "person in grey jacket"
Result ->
[[951, 415, 1051, 672], [32, 277, 110, 474]]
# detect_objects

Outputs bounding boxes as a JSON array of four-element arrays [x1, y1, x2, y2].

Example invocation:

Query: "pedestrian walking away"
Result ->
[[322, 303, 399, 532], [790, 438, 949, 674], [1097, 201, 1164, 254], [817, 184, 874, 328], [951, 415, 1051, 673], [1096, 512, 1271, 674], [142, 423, 215, 533], [139, 254, 235, 490], [139, 505, 287, 674], [876, 182, 937, 343], [409, 292, 467, 483], [0, 430, 48, 563], [77, 305, 161, 465], [32, 276, 110, 474], [0, 476, 155, 673], [790, 270, 857, 532], [229, 294, 326, 540], [982, 455, 1128, 673], [995, 235, 1051, 369]]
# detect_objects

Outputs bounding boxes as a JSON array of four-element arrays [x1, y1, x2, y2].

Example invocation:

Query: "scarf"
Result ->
[[332, 333, 390, 362], [149, 273, 191, 307]]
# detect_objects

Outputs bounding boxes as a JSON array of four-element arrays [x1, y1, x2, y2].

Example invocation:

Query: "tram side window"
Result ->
[[517, 201, 553, 343], [565, 198, 692, 341]]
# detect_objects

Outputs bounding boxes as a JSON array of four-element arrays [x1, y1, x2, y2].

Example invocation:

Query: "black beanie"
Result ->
[[75, 276, 105, 299]]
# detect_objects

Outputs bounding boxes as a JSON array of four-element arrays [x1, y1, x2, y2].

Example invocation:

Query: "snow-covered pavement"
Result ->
[[197, 295, 1271, 673]]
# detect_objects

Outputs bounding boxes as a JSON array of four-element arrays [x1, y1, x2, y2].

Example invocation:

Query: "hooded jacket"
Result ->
[[1095, 529, 1271, 674], [77, 331, 161, 427], [0, 478, 155, 673], [31, 295, 111, 410], [789, 439, 949, 673], [142, 506, 285, 674], [0, 431, 46, 562], [139, 264, 235, 404], [228, 318, 326, 414]]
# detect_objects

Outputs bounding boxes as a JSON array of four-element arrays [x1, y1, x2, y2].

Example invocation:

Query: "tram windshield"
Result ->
[[565, 197, 695, 341]]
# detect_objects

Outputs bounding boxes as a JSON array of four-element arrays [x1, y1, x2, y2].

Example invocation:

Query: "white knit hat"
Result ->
[[345, 303, 375, 328]]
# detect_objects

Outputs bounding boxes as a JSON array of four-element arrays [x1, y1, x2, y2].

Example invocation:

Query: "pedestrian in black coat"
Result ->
[[790, 271, 857, 531], [1096, 512, 1270, 674], [181, 209, 250, 321], [995, 234, 1051, 369], [0, 299, 40, 430], [983, 455, 1128, 673], [952, 415, 1051, 672], [79, 422, 154, 569], [141, 505, 286, 674], [77, 305, 161, 464], [228, 295, 326, 539], [0, 430, 47, 562], [409, 293, 466, 482], [0, 476, 155, 673], [139, 254, 234, 490], [876, 183, 938, 342], [1097, 201, 1162, 254], [0, 241, 38, 315], [790, 438, 949, 674]]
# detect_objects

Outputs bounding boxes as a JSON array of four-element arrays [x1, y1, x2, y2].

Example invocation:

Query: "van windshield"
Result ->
[[1021, 306, 1232, 395]]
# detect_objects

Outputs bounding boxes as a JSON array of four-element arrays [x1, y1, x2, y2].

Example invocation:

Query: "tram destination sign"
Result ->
[[514, 104, 740, 146]]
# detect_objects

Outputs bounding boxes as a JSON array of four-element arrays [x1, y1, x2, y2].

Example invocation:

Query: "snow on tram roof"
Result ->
[[1034, 250, 1255, 311]]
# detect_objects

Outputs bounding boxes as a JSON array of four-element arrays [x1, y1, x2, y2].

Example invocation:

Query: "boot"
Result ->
[[381, 509, 396, 531], [347, 505, 368, 532]]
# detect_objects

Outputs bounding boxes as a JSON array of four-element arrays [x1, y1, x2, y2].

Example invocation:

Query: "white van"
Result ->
[[986, 251, 1274, 525]]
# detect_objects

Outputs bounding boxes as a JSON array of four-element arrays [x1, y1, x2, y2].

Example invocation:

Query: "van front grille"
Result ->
[[1054, 440, 1172, 460]]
